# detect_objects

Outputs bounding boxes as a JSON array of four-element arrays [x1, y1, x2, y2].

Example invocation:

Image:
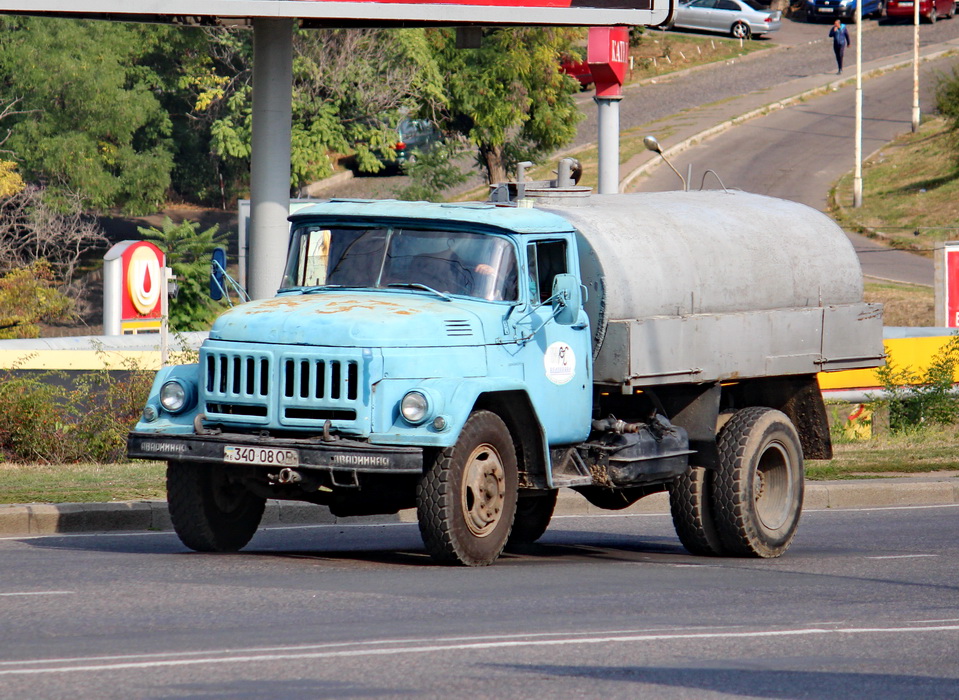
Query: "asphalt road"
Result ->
[[1, 503, 957, 698]]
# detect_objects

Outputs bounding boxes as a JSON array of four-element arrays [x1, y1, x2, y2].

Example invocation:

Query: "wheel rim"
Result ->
[[753, 441, 793, 531], [733, 23, 747, 38], [461, 442, 506, 537], [210, 470, 247, 515]]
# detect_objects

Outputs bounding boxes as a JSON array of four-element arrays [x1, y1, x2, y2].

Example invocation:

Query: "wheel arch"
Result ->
[[720, 375, 832, 459], [473, 390, 549, 490]]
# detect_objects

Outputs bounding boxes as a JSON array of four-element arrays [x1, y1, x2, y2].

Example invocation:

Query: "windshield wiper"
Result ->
[[387, 283, 452, 301]]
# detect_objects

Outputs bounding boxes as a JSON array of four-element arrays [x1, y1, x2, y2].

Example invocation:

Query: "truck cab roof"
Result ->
[[288, 198, 577, 236]]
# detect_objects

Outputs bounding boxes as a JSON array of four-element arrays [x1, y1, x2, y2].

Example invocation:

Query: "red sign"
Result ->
[[947, 245, 959, 328], [587, 26, 630, 97], [121, 241, 165, 321]]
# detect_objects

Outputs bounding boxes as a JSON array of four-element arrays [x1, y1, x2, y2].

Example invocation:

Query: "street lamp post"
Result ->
[[853, 0, 863, 208], [912, 0, 921, 132]]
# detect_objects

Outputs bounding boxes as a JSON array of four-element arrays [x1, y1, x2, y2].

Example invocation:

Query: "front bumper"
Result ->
[[127, 431, 423, 475]]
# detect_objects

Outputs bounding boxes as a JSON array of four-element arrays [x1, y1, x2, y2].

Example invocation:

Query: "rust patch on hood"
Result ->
[[247, 295, 420, 316]]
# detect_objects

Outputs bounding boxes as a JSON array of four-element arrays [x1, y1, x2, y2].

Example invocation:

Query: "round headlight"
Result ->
[[400, 391, 430, 424], [159, 380, 192, 414]]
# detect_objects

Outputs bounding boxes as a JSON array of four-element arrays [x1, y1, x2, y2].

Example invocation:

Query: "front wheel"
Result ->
[[416, 411, 518, 566], [167, 462, 266, 552], [731, 21, 751, 39], [711, 407, 804, 558]]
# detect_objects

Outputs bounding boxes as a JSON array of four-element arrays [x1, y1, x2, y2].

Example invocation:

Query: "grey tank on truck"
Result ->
[[127, 176, 884, 566]]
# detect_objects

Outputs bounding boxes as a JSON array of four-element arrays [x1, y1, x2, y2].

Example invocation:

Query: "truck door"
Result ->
[[518, 237, 592, 445]]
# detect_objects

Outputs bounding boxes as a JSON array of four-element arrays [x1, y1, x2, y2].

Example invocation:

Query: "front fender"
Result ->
[[370, 377, 535, 448], [132, 363, 202, 435]]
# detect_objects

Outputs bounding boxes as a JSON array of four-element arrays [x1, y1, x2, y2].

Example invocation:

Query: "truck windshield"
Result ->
[[282, 226, 519, 301]]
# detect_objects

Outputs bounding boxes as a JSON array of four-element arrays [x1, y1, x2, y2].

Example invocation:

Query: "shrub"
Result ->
[[0, 260, 74, 339], [0, 359, 153, 464], [870, 334, 959, 432], [139, 217, 229, 331]]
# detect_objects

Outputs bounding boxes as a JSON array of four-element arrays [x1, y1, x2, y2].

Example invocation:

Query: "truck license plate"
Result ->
[[224, 445, 299, 467]]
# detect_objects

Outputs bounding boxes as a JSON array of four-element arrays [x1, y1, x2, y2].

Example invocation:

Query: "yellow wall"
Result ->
[[818, 335, 956, 391]]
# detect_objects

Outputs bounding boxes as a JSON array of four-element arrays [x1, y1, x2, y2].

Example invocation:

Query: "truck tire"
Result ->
[[416, 410, 518, 566], [669, 466, 726, 556], [167, 461, 265, 552], [505, 491, 557, 550], [712, 407, 804, 558]]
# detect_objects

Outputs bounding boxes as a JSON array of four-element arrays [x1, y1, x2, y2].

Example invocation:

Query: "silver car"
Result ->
[[669, 0, 782, 39]]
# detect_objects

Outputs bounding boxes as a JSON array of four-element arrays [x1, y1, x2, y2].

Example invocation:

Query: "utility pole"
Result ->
[[853, 2, 863, 208]]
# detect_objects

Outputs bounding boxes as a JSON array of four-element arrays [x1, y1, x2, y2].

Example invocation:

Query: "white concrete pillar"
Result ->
[[249, 18, 294, 300]]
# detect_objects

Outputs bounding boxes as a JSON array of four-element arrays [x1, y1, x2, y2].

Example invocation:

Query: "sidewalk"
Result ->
[[1, 475, 956, 537], [616, 35, 959, 191]]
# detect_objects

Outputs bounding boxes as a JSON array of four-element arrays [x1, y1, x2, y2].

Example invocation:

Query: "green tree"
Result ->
[[427, 27, 584, 184], [0, 17, 173, 214], [176, 27, 444, 198], [139, 218, 228, 331]]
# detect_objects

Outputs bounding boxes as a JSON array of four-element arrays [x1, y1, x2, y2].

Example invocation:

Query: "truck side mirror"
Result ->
[[210, 247, 227, 301], [552, 273, 582, 326]]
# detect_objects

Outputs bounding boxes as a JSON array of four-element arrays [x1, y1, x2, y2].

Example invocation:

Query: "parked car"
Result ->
[[805, 0, 883, 22], [885, 0, 955, 22], [669, 0, 782, 39], [560, 59, 593, 89], [394, 118, 442, 165]]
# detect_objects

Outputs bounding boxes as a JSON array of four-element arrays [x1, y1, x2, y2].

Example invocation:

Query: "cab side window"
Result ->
[[527, 240, 568, 304]]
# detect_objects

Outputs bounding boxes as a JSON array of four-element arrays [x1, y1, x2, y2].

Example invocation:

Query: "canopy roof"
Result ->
[[0, 0, 669, 26]]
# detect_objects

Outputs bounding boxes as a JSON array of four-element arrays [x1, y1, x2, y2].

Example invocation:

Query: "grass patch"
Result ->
[[864, 280, 934, 326], [832, 116, 959, 253], [808, 423, 959, 480], [0, 461, 165, 504]]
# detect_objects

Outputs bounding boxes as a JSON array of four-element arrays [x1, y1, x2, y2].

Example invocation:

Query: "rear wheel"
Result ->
[[416, 411, 518, 566], [167, 462, 265, 552], [506, 491, 557, 550], [928, 5, 938, 22], [711, 407, 804, 558], [669, 466, 726, 556], [731, 21, 751, 39]]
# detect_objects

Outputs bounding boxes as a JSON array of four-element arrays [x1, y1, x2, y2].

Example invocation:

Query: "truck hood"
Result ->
[[209, 291, 492, 348]]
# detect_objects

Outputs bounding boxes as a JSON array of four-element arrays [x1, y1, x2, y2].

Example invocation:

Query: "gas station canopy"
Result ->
[[0, 0, 671, 26]]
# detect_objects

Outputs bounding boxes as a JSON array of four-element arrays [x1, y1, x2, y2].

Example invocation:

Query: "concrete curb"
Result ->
[[1, 478, 955, 537], [619, 40, 959, 191]]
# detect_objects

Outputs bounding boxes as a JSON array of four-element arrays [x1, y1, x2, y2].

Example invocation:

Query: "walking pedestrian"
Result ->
[[829, 19, 851, 75]]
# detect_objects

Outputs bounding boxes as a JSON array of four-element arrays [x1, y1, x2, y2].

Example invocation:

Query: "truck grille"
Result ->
[[201, 345, 366, 430]]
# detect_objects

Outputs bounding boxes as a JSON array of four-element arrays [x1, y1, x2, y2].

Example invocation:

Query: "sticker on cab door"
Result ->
[[544, 342, 575, 385]]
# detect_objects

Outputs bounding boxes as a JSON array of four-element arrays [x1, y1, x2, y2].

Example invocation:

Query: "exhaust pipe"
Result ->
[[277, 468, 303, 484]]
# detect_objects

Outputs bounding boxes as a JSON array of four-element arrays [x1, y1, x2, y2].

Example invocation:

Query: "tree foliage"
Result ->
[[427, 27, 584, 184], [139, 218, 228, 331], [0, 260, 74, 339], [0, 17, 173, 214]]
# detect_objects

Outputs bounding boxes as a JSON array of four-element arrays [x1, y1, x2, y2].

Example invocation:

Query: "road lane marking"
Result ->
[[866, 554, 939, 560], [1, 622, 957, 677], [0, 591, 74, 597]]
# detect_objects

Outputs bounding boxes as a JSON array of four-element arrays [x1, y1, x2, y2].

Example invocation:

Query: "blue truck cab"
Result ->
[[129, 177, 884, 566]]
